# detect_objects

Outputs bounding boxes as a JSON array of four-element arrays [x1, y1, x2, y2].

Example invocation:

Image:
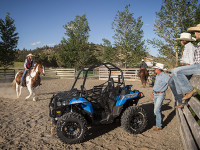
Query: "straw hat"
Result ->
[[153, 63, 164, 70], [187, 24, 200, 32], [27, 53, 34, 57], [175, 32, 196, 41]]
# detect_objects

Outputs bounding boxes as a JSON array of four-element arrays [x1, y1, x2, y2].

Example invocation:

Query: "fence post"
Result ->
[[4, 69, 6, 80], [14, 69, 15, 79]]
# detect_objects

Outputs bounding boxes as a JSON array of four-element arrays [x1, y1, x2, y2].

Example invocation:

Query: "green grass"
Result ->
[[13, 62, 24, 68], [0, 62, 24, 69]]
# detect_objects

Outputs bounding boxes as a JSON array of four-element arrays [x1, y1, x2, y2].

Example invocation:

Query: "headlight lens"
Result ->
[[57, 101, 61, 106], [62, 101, 67, 106]]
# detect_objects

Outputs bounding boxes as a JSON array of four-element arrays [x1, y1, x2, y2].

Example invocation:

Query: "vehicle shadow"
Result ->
[[84, 122, 121, 142], [85, 100, 175, 142]]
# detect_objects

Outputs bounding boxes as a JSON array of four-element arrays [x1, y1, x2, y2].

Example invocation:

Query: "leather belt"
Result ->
[[154, 91, 164, 94]]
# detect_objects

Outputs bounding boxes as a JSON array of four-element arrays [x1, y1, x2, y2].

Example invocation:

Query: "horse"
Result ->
[[12, 63, 45, 101], [138, 68, 149, 88]]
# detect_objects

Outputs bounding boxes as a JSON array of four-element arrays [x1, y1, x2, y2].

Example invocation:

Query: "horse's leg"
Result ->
[[16, 83, 19, 98], [32, 87, 38, 101], [144, 81, 146, 88], [26, 84, 33, 100], [143, 82, 145, 88], [19, 85, 23, 97], [142, 78, 145, 88]]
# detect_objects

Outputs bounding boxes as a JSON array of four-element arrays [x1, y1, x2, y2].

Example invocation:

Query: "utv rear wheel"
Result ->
[[121, 106, 147, 134], [56, 112, 88, 144]]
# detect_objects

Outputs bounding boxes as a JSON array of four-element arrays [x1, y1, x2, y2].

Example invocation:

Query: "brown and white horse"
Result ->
[[13, 63, 45, 101]]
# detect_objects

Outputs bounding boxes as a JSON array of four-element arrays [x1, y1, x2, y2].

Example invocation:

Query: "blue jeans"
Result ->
[[21, 69, 27, 84], [168, 77, 183, 104], [168, 77, 189, 105], [172, 64, 200, 94], [153, 93, 165, 128]]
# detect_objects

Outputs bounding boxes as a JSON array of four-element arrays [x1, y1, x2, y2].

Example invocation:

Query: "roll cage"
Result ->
[[71, 63, 125, 97]]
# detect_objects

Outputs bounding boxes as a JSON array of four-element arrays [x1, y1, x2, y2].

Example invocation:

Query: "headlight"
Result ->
[[62, 101, 67, 106], [57, 102, 61, 106]]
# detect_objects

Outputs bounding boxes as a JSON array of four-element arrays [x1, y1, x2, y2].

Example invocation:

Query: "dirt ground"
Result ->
[[0, 78, 183, 150]]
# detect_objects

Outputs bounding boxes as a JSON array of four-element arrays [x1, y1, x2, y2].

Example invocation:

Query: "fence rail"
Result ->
[[0, 69, 15, 80], [45, 68, 76, 79], [99, 67, 155, 81], [0, 68, 154, 81], [174, 75, 200, 150]]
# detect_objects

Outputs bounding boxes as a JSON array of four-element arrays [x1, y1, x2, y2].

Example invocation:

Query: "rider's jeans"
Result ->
[[172, 64, 200, 94], [168, 77, 188, 105], [21, 69, 27, 84], [153, 92, 165, 128]]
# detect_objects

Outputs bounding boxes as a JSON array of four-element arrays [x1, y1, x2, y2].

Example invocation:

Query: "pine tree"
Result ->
[[112, 5, 146, 67], [59, 14, 98, 68], [0, 13, 19, 68]]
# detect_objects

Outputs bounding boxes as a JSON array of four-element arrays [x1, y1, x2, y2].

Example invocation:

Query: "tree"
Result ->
[[102, 38, 117, 63], [193, 6, 200, 25], [148, 0, 200, 67], [112, 5, 146, 67], [59, 14, 98, 69], [0, 13, 19, 68]]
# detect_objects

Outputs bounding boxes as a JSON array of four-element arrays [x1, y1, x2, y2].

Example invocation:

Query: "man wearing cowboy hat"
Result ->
[[140, 59, 148, 69], [152, 63, 170, 131], [169, 32, 196, 108], [175, 32, 196, 66], [138, 59, 148, 76], [172, 24, 200, 103], [20, 53, 34, 85]]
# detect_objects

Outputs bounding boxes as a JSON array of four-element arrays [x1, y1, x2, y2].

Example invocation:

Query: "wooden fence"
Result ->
[[0, 69, 15, 80], [99, 67, 155, 81], [174, 75, 200, 150], [0, 68, 154, 81], [0, 69, 23, 80], [45, 68, 76, 79]]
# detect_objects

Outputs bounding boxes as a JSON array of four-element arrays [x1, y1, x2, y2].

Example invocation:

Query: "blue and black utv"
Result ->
[[49, 63, 147, 144]]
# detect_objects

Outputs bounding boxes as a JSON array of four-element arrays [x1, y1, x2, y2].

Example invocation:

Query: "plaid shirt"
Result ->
[[194, 42, 200, 64]]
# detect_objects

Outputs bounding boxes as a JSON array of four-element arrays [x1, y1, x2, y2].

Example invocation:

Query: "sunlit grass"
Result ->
[[13, 62, 24, 68]]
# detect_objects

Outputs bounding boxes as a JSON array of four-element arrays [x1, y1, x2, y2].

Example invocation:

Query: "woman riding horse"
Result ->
[[20, 53, 34, 85]]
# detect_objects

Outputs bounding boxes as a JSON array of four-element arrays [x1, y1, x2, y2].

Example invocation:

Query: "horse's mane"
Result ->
[[33, 64, 39, 72]]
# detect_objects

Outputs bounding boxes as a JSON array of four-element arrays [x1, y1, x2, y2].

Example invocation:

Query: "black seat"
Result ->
[[106, 78, 114, 92]]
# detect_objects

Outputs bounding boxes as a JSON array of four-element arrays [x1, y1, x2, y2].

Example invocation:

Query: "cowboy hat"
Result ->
[[187, 24, 200, 32], [175, 32, 196, 41], [153, 63, 164, 70], [142, 59, 144, 61], [27, 53, 34, 57]]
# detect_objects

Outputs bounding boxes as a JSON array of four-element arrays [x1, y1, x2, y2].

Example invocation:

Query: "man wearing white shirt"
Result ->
[[177, 33, 196, 66], [169, 33, 196, 108]]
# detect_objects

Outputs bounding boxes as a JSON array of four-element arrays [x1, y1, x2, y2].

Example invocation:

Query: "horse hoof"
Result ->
[[33, 97, 38, 101]]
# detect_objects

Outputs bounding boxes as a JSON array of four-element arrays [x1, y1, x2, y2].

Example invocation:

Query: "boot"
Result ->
[[182, 89, 197, 103]]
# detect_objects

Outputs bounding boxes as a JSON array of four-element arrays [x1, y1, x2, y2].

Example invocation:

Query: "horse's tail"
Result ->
[[12, 79, 16, 91]]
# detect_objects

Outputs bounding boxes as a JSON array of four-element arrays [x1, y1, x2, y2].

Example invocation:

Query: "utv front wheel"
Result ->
[[56, 112, 88, 144], [121, 106, 147, 134]]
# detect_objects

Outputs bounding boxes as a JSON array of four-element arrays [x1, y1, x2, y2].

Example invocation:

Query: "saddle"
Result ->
[[17, 70, 41, 87], [17, 70, 31, 86]]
